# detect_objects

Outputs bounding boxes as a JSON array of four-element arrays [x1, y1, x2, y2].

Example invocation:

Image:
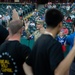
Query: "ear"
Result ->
[[58, 22, 62, 28], [19, 28, 22, 34]]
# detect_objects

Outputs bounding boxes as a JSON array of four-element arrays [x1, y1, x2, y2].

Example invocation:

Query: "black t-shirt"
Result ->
[[0, 25, 9, 45], [0, 41, 31, 75], [26, 34, 64, 75]]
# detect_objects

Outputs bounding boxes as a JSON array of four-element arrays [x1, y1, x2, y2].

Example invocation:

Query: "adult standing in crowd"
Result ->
[[0, 20, 31, 75], [23, 9, 75, 75], [26, 20, 45, 41], [66, 20, 75, 75], [0, 9, 31, 75], [31, 20, 45, 41], [66, 20, 75, 51]]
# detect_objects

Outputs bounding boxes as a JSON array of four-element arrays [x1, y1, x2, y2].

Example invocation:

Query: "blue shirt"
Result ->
[[66, 32, 75, 50], [57, 36, 66, 45]]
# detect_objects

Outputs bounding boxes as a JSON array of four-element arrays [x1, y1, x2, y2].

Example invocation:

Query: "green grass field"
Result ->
[[20, 37, 69, 57], [20, 37, 34, 49]]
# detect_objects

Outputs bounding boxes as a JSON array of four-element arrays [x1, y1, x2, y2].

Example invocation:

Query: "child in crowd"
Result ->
[[57, 31, 66, 52]]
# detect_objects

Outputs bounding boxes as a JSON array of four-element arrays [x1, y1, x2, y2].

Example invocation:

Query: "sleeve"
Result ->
[[20, 45, 31, 62], [66, 35, 71, 45], [32, 31, 37, 36], [25, 29, 31, 38], [26, 43, 37, 66], [49, 42, 64, 72], [64, 37, 66, 42]]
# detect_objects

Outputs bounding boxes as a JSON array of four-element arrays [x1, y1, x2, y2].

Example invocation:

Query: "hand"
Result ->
[[12, 9, 19, 20]]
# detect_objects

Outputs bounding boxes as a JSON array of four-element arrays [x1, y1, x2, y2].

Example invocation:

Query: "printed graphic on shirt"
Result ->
[[0, 52, 18, 75]]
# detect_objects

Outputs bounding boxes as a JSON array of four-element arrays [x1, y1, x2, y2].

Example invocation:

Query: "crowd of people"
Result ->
[[0, 1, 75, 75]]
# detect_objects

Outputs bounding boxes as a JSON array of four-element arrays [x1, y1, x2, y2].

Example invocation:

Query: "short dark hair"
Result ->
[[45, 9, 64, 28]]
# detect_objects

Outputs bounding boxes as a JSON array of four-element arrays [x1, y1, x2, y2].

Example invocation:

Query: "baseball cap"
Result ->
[[36, 20, 44, 25]]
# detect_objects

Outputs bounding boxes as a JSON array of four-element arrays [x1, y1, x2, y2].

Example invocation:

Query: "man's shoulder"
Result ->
[[33, 30, 39, 35], [53, 38, 61, 46], [67, 32, 75, 39], [34, 30, 39, 33], [21, 44, 30, 50], [38, 34, 61, 46]]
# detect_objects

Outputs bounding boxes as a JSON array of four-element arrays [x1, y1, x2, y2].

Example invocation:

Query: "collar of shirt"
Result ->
[[44, 31, 53, 37]]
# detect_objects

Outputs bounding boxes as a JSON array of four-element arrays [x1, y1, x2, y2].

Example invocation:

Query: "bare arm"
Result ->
[[23, 62, 33, 75], [55, 38, 75, 75], [12, 9, 19, 20]]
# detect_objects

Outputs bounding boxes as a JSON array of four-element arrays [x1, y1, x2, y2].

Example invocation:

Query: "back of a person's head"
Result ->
[[9, 20, 23, 35], [67, 16, 71, 20], [45, 8, 63, 28]]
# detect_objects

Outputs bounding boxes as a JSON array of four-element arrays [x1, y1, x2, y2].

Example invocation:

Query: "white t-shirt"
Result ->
[[4, 15, 10, 22], [6, 5, 11, 9], [30, 23, 35, 26], [70, 15, 75, 19], [66, 6, 70, 11]]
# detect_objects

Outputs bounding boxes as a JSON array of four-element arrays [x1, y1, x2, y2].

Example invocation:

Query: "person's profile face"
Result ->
[[59, 32, 64, 37], [58, 22, 63, 34]]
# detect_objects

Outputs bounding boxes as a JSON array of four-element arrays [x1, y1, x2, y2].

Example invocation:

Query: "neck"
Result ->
[[8, 33, 21, 41], [40, 27, 44, 30], [45, 27, 58, 38]]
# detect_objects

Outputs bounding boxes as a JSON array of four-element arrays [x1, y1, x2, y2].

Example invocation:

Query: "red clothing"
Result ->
[[62, 45, 66, 52], [61, 28, 69, 35], [66, 19, 72, 22]]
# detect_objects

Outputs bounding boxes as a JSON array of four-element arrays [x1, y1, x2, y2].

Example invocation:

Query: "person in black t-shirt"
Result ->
[[0, 20, 31, 75], [23, 9, 75, 75], [0, 25, 9, 45]]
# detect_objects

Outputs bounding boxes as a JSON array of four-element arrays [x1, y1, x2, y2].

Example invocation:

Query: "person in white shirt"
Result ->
[[66, 4, 70, 11], [18, 8, 23, 17], [4, 12, 10, 26], [29, 21, 35, 27], [32, 9, 38, 16], [6, 4, 11, 9], [4, 12, 10, 22], [71, 8, 75, 14], [70, 14, 75, 19], [52, 4, 56, 8]]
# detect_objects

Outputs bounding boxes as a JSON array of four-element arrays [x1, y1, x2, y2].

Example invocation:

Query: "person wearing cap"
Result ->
[[18, 8, 23, 17], [32, 9, 38, 16], [29, 20, 45, 41], [23, 9, 75, 75]]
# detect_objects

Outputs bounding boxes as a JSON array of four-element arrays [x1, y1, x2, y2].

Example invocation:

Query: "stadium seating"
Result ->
[[0, 3, 35, 16]]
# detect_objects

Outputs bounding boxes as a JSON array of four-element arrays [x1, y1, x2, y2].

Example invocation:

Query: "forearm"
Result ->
[[54, 48, 75, 75], [23, 62, 33, 75]]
